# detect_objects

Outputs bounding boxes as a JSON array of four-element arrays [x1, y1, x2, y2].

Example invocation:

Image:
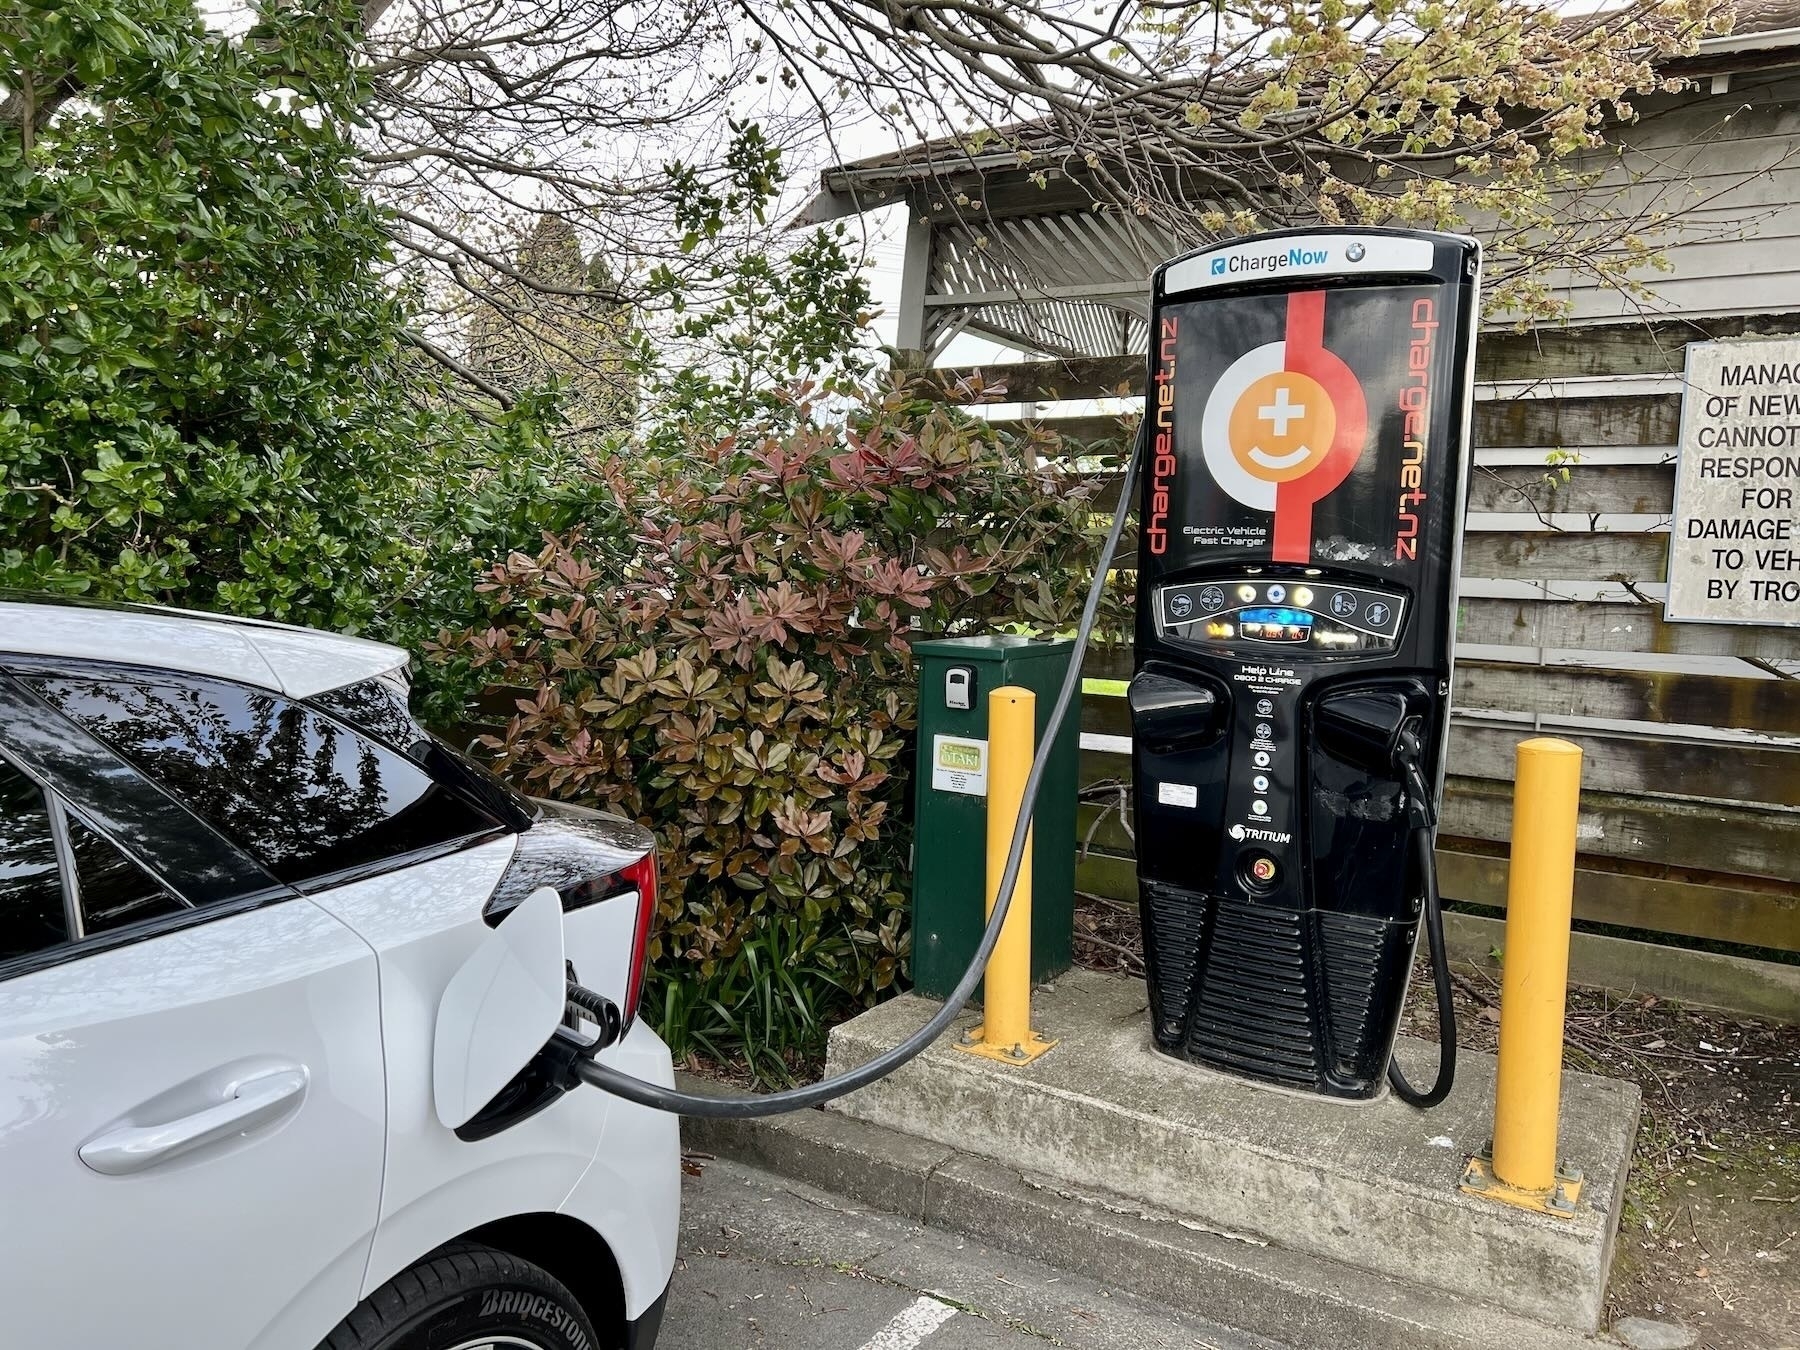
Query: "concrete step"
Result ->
[[684, 1096, 1603, 1350], [821, 968, 1641, 1331]]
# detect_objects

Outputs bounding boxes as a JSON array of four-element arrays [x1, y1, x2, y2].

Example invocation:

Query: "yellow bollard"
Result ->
[[956, 686, 1056, 1065], [1460, 737, 1585, 1216]]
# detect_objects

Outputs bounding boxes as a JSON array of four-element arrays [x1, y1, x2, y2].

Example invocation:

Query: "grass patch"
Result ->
[[648, 921, 871, 1087]]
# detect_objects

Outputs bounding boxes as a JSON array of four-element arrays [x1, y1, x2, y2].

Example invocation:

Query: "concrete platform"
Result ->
[[684, 1103, 1598, 1350], [821, 968, 1641, 1332]]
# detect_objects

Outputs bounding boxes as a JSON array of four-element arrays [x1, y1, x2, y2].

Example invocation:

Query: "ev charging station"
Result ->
[[525, 223, 1641, 1342], [570, 225, 1483, 1124], [1130, 228, 1480, 1102]]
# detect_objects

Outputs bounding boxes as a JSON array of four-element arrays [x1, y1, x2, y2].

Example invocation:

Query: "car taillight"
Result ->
[[617, 850, 658, 1030]]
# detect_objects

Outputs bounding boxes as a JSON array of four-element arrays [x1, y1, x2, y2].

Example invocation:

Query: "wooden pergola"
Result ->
[[801, 135, 1198, 362]]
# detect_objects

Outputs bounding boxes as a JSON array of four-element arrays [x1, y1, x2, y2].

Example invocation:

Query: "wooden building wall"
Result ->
[[1544, 67, 1800, 323], [924, 313, 1800, 958]]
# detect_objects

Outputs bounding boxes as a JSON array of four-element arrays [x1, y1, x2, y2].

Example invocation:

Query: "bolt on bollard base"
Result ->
[[957, 1026, 1057, 1065], [1458, 1154, 1587, 1217]]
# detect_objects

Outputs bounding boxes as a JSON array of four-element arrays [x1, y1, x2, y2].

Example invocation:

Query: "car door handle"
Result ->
[[79, 1067, 308, 1176]]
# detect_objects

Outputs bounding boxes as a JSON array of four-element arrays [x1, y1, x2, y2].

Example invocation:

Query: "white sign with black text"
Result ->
[[931, 734, 989, 797], [1667, 338, 1800, 624]]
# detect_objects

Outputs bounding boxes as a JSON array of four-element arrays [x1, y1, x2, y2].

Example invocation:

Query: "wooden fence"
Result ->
[[925, 313, 1800, 958]]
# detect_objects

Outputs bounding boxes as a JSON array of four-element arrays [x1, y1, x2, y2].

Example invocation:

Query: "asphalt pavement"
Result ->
[[658, 1158, 1278, 1350]]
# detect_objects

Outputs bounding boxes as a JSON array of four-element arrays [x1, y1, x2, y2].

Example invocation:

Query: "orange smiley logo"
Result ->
[[1226, 371, 1336, 484]]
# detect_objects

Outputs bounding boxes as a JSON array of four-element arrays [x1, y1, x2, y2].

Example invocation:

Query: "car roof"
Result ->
[[0, 595, 409, 698]]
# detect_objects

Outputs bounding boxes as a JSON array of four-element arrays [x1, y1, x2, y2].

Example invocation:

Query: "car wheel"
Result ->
[[320, 1243, 603, 1350]]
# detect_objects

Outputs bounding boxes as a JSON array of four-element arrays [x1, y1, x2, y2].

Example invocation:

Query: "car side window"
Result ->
[[30, 674, 504, 887], [0, 758, 69, 963], [310, 677, 533, 828], [66, 814, 188, 934]]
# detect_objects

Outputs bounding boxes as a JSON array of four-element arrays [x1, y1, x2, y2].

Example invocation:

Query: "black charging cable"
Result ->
[[570, 425, 1149, 1118], [1385, 731, 1457, 1109]]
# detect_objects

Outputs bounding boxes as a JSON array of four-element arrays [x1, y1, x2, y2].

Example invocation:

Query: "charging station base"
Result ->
[[816, 967, 1640, 1336]]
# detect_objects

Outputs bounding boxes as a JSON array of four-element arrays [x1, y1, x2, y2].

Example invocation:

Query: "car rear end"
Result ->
[[308, 672, 681, 1344]]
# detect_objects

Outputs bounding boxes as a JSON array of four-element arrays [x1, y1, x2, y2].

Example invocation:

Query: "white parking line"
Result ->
[[855, 1294, 959, 1350]]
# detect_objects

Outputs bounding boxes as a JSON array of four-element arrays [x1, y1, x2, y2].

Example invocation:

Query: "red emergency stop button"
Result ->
[[1241, 852, 1281, 892]]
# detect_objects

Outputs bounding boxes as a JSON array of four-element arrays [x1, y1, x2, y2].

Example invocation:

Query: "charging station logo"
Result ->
[[1229, 822, 1293, 845], [1201, 291, 1367, 562]]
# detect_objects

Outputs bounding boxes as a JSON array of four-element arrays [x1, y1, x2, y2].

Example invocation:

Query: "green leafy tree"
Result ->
[[0, 0, 517, 629], [636, 128, 877, 448], [2, 0, 1749, 398]]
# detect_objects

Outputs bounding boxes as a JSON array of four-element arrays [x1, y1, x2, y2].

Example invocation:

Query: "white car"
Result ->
[[0, 597, 679, 1350]]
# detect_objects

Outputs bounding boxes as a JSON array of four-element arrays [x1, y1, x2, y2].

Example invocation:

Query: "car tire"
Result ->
[[320, 1243, 604, 1350]]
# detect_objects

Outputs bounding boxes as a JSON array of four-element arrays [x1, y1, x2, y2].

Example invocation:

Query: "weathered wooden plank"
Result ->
[[1073, 825, 1800, 952], [1456, 596, 1800, 660], [920, 357, 1143, 405], [1453, 661, 1800, 738], [1079, 696, 1128, 738], [1081, 591, 1800, 660], [1560, 276, 1800, 328], [1080, 687, 1800, 770], [1460, 531, 1667, 582], [1003, 402, 1681, 458], [1474, 393, 1682, 449], [1081, 471, 1130, 514], [1081, 715, 1798, 812], [1441, 776, 1800, 882], [988, 414, 1134, 448], [1581, 86, 1800, 155], [1448, 721, 1800, 809], [1073, 462, 1676, 517], [1075, 849, 1139, 902], [1432, 852, 1800, 954], [929, 313, 1800, 404], [1082, 644, 1134, 683], [1080, 747, 1132, 787], [1080, 723, 1800, 831], [1466, 464, 1672, 515], [1077, 745, 1800, 880], [1000, 398, 1683, 461], [1553, 169, 1800, 219], [1075, 799, 1135, 853]]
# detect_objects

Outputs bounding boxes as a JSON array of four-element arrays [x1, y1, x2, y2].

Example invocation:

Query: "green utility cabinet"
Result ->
[[911, 636, 1081, 999]]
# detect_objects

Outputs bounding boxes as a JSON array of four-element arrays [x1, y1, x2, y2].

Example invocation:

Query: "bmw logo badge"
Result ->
[[1346, 242, 1367, 262]]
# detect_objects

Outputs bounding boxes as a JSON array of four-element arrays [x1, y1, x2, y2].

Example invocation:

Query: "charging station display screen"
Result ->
[[1143, 283, 1466, 582]]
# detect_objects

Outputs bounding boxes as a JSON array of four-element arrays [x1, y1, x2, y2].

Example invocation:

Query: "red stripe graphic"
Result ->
[[1271, 291, 1368, 563]]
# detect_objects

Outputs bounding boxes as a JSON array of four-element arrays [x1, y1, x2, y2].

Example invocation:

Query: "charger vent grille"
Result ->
[[1185, 899, 1317, 1086], [1317, 911, 1387, 1073], [1140, 884, 1207, 1044]]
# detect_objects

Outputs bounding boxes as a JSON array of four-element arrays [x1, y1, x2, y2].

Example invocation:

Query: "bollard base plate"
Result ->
[[1458, 1153, 1585, 1218], [955, 1026, 1058, 1065]]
